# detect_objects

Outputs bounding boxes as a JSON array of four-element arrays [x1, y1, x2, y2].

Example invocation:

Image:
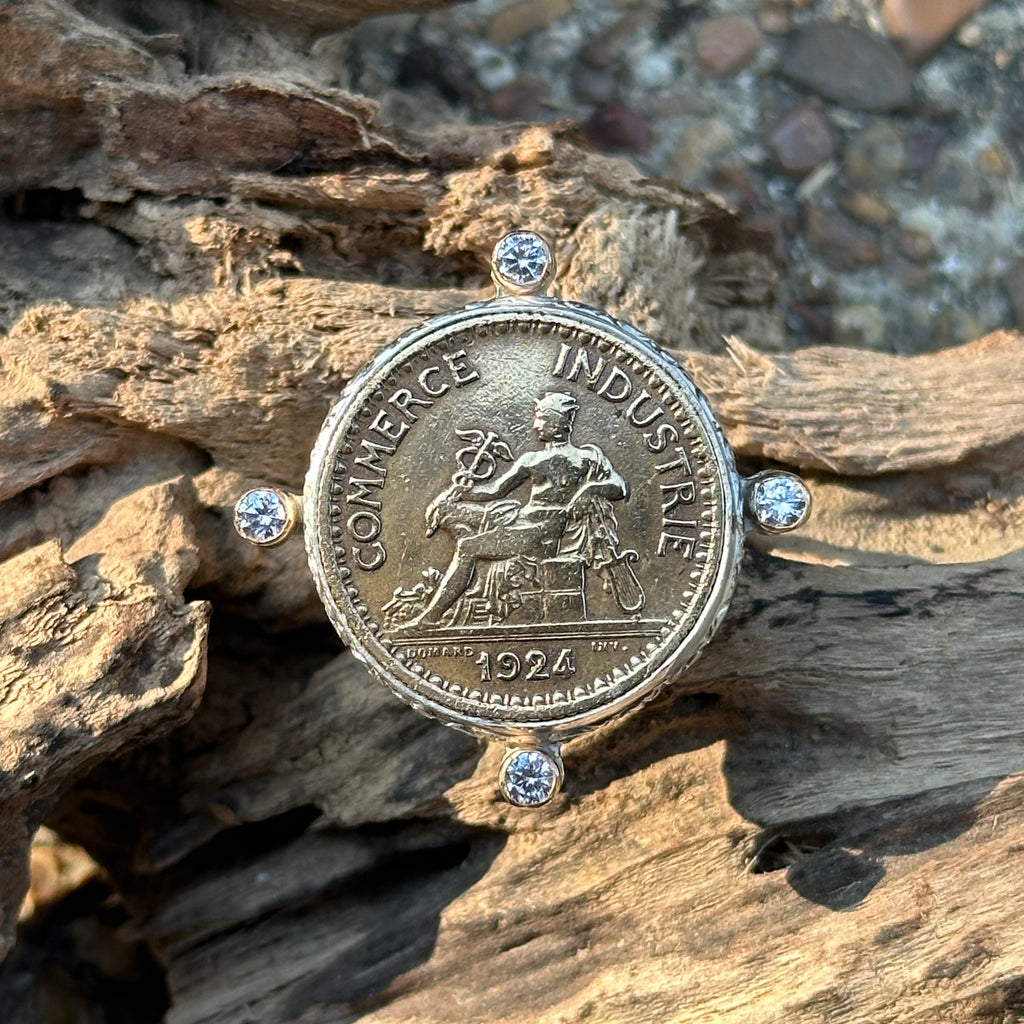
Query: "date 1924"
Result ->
[[475, 647, 576, 682]]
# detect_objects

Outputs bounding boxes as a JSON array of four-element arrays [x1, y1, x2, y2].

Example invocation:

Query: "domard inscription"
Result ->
[[310, 308, 736, 730]]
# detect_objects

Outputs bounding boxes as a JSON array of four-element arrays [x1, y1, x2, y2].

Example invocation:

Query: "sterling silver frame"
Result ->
[[304, 294, 746, 745]]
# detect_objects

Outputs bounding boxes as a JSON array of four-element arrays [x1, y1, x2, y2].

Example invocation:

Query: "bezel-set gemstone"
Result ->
[[499, 748, 562, 806], [234, 488, 292, 545], [749, 472, 811, 533], [491, 231, 554, 294]]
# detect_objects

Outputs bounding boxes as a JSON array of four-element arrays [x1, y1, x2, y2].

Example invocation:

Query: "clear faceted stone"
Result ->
[[235, 488, 289, 543], [751, 474, 810, 531], [501, 749, 559, 806], [492, 232, 552, 291]]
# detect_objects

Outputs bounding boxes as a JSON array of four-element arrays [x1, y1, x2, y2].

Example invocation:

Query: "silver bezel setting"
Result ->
[[233, 487, 298, 547], [303, 294, 746, 745]]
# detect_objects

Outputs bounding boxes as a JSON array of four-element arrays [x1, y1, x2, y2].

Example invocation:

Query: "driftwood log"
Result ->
[[2, 1, 1024, 1022]]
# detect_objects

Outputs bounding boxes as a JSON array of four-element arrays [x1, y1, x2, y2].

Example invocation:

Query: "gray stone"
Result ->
[[1003, 259, 1024, 329], [768, 104, 835, 177], [781, 22, 914, 111], [805, 205, 883, 271], [844, 121, 907, 184]]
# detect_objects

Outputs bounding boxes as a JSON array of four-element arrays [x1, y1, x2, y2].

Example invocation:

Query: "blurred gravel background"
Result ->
[[343, 0, 1024, 354]]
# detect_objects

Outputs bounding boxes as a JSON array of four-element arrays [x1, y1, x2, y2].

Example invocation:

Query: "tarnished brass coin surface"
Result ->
[[305, 297, 743, 741]]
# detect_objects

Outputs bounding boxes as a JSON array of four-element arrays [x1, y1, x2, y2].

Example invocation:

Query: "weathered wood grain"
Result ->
[[2, 0, 1024, 1021]]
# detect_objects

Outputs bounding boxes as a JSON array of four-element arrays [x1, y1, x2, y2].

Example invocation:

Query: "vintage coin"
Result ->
[[237, 231, 810, 806]]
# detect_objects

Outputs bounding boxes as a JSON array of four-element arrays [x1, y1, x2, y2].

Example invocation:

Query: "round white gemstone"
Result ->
[[751, 474, 810, 532], [492, 232, 552, 292], [501, 749, 559, 806], [235, 488, 290, 543]]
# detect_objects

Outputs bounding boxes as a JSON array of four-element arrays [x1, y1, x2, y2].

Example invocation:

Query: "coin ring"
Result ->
[[305, 297, 743, 742]]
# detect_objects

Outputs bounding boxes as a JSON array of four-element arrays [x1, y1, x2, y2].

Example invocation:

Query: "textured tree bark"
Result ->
[[2, 1, 1024, 1022]]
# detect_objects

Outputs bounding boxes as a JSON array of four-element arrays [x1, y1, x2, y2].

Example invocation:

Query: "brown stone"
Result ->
[[889, 256, 931, 291], [781, 22, 913, 111], [840, 190, 893, 227], [977, 144, 1010, 176], [488, 77, 551, 120], [767, 104, 835, 177], [487, 0, 571, 46], [883, 0, 989, 63], [580, 11, 653, 68], [804, 204, 884, 270], [670, 118, 736, 183], [582, 103, 654, 153], [696, 15, 764, 77], [844, 120, 906, 184], [758, 1, 791, 35], [895, 226, 936, 264]]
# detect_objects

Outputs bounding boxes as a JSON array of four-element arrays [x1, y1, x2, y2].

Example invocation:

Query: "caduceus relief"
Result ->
[[388, 392, 645, 630]]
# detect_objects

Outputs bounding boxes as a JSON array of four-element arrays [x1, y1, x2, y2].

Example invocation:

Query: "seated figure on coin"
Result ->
[[412, 391, 642, 625]]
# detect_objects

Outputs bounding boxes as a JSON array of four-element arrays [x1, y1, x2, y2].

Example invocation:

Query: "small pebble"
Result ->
[[781, 22, 913, 111], [583, 104, 654, 153], [789, 301, 833, 341], [758, 1, 791, 36], [840, 190, 893, 227], [833, 304, 888, 350], [580, 12, 650, 69], [571, 62, 618, 105], [843, 120, 906, 184], [670, 117, 736, 183], [976, 144, 1009, 176], [489, 77, 551, 120], [882, 0, 988, 64], [805, 204, 884, 270], [696, 15, 764, 77], [397, 45, 474, 105], [767, 104, 835, 177], [895, 226, 937, 264], [488, 0, 571, 46], [468, 42, 518, 92], [632, 50, 676, 90], [903, 128, 942, 177], [1004, 259, 1024, 328], [889, 256, 931, 291], [956, 21, 984, 48]]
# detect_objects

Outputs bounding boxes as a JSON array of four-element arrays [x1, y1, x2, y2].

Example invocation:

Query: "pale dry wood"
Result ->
[[0, 478, 209, 962], [2, 0, 1024, 1020], [46, 547, 1024, 1024], [212, 0, 462, 37], [3, 288, 1021, 498], [683, 331, 1024, 474]]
